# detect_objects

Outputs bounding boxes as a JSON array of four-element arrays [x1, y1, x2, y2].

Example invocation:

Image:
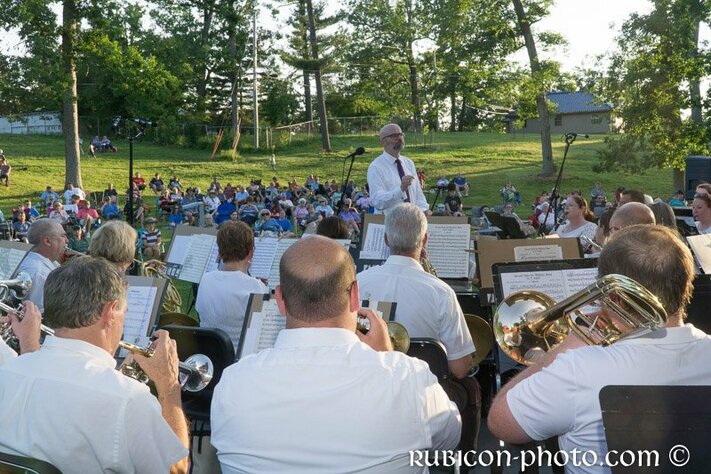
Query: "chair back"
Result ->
[[600, 385, 711, 473], [162, 325, 235, 421], [407, 338, 450, 381], [0, 452, 61, 474]]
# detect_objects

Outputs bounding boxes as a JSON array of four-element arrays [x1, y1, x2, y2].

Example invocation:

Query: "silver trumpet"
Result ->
[[0, 273, 55, 345], [118, 340, 214, 393], [580, 235, 603, 253]]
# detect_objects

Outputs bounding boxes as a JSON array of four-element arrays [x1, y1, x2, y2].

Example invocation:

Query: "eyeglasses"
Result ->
[[383, 132, 404, 140]]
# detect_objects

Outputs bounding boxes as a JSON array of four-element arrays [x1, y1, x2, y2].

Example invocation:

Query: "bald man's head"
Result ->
[[278, 236, 356, 322], [609, 202, 656, 235]]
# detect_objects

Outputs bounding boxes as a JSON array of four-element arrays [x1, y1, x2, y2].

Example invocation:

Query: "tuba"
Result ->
[[118, 340, 214, 392], [494, 274, 667, 365]]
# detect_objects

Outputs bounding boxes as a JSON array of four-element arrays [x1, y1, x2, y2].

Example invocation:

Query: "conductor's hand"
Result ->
[[134, 330, 181, 396], [6, 302, 41, 354], [400, 175, 414, 192], [356, 309, 393, 352]]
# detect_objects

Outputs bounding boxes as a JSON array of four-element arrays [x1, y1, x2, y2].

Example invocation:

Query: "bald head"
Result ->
[[278, 236, 356, 323], [379, 123, 405, 156], [610, 202, 655, 235], [27, 219, 64, 245]]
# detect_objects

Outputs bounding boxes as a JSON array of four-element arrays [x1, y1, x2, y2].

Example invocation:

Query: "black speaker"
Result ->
[[685, 155, 711, 199]]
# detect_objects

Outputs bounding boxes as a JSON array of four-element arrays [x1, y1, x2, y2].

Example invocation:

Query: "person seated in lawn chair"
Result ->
[[452, 173, 469, 197], [500, 180, 521, 205], [101, 197, 121, 220], [77, 200, 99, 233], [100, 135, 117, 152]]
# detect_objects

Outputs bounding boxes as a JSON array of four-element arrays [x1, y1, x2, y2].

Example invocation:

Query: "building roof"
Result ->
[[546, 91, 612, 114]]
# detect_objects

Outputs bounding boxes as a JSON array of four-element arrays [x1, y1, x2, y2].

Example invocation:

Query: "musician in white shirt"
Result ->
[[211, 236, 460, 473]]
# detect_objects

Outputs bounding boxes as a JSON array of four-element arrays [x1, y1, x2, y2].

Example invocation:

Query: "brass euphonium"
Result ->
[[118, 340, 214, 392], [494, 274, 667, 365], [356, 316, 410, 352]]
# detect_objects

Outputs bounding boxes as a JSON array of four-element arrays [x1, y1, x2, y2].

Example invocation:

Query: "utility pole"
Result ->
[[252, 11, 259, 149]]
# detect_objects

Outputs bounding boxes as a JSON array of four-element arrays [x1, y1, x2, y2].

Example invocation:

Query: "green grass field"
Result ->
[[0, 131, 674, 215]]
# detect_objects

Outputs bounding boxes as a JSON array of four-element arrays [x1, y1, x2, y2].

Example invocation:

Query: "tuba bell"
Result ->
[[494, 274, 667, 365]]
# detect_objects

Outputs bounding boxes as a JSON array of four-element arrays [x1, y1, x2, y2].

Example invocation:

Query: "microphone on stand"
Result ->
[[346, 147, 366, 158]]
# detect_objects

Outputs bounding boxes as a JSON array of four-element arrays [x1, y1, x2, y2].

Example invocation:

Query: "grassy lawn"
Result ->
[[0, 131, 674, 217], [1, 131, 676, 316]]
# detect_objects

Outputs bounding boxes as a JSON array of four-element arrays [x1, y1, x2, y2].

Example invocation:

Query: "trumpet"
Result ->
[[579, 235, 603, 253], [0, 273, 55, 346], [118, 340, 214, 392], [356, 315, 410, 353], [494, 274, 666, 365]]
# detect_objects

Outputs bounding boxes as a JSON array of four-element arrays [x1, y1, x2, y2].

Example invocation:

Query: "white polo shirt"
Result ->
[[357, 255, 475, 360], [0, 336, 187, 473], [196, 269, 268, 353], [507, 325, 711, 474], [211, 328, 461, 473]]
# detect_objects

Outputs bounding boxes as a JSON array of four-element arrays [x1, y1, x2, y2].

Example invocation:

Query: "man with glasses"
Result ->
[[367, 123, 429, 214], [16, 220, 67, 313]]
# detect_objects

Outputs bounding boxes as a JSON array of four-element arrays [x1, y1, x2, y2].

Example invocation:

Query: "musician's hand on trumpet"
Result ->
[[131, 330, 182, 399], [356, 309, 393, 352], [1, 301, 41, 354]]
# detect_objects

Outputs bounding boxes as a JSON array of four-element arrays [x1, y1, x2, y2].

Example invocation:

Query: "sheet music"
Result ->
[[425, 223, 470, 278], [0, 248, 28, 279], [240, 297, 286, 357], [250, 238, 279, 279], [166, 235, 191, 265], [513, 244, 563, 262], [361, 224, 389, 259], [122, 286, 158, 345], [499, 267, 598, 304], [687, 234, 711, 274], [179, 234, 218, 283], [205, 239, 220, 274], [267, 239, 298, 290]]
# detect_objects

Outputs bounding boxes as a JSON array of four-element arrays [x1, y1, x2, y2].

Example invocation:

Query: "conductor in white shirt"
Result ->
[[367, 123, 430, 214], [211, 236, 461, 473]]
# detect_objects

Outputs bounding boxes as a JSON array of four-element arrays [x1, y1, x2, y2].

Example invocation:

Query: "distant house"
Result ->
[[0, 112, 62, 135], [515, 91, 614, 135]]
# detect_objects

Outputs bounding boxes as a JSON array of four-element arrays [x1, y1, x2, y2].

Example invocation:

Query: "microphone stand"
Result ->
[[540, 133, 577, 235], [430, 186, 445, 212], [337, 150, 360, 213]]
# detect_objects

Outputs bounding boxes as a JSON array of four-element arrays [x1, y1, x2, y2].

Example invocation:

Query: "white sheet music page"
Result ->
[[123, 286, 158, 345], [165, 235, 192, 279], [499, 271, 568, 302], [687, 234, 711, 274], [513, 245, 563, 262], [425, 223, 470, 278], [240, 297, 286, 357], [250, 238, 279, 280], [180, 234, 217, 283], [0, 248, 27, 279], [267, 239, 298, 290], [361, 224, 389, 259]]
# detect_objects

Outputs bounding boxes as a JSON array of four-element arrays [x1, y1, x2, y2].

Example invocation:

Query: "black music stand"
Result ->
[[484, 211, 526, 239], [600, 385, 711, 473]]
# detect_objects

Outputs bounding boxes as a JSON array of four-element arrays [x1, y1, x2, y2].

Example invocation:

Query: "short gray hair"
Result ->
[[385, 203, 427, 254], [89, 221, 137, 268], [27, 219, 64, 246], [44, 256, 128, 329]]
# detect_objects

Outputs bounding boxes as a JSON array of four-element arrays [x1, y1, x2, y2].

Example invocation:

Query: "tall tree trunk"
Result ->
[[512, 0, 555, 177], [306, 0, 331, 151], [62, 0, 81, 189], [299, 0, 312, 123], [449, 80, 457, 132], [196, 1, 215, 119], [458, 96, 467, 132]]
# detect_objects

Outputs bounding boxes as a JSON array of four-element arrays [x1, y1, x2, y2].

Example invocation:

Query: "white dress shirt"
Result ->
[[507, 325, 711, 474], [367, 151, 428, 214], [357, 255, 475, 360], [0, 338, 16, 365], [211, 328, 461, 473], [64, 187, 85, 204], [16, 251, 60, 313], [0, 336, 187, 473], [196, 270, 268, 353]]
